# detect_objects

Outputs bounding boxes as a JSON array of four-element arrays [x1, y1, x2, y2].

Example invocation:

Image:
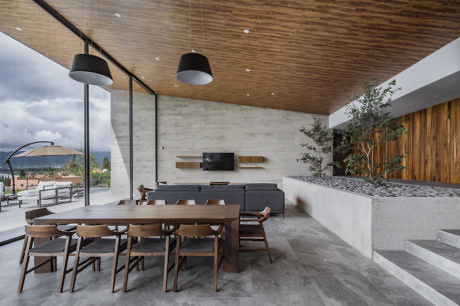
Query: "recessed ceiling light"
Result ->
[[191, 49, 196, 53], [271, 92, 275, 96], [154, 57, 160, 61], [243, 29, 250, 34], [114, 13, 121, 18], [246, 93, 250, 96], [15, 27, 22, 31], [141, 76, 145, 79], [174, 84, 178, 87], [245, 68, 251, 72]]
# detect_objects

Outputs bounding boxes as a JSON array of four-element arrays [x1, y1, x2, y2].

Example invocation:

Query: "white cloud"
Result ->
[[0, 32, 111, 152]]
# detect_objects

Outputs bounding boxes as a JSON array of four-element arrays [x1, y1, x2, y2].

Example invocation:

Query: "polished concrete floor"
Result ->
[[0, 204, 430, 306]]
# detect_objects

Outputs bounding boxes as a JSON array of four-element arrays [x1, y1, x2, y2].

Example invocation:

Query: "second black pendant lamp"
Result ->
[[176, 0, 213, 85]]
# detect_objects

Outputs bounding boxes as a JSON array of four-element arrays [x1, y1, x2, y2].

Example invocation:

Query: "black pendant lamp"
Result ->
[[176, 52, 213, 85], [69, 53, 113, 86]]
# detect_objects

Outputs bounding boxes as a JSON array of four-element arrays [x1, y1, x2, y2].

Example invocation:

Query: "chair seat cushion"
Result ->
[[180, 238, 215, 253], [239, 224, 262, 235], [81, 238, 127, 254], [131, 238, 172, 253], [30, 238, 77, 254]]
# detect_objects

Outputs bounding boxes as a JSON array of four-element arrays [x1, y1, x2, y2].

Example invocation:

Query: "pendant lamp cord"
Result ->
[[200, 0, 205, 54], [189, 0, 192, 52]]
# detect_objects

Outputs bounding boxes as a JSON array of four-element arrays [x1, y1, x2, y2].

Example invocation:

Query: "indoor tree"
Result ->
[[298, 117, 336, 177], [338, 79, 406, 184]]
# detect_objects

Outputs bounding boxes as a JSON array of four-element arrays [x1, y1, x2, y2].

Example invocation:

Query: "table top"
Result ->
[[35, 204, 240, 225]]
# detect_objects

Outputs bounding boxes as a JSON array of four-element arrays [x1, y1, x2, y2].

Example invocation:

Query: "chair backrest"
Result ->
[[258, 206, 271, 222], [25, 208, 54, 224], [146, 199, 167, 205], [76, 225, 115, 238], [176, 199, 196, 205], [175, 224, 215, 237], [25, 225, 63, 238], [205, 199, 226, 205], [127, 224, 163, 237], [118, 199, 138, 205], [138, 184, 154, 203]]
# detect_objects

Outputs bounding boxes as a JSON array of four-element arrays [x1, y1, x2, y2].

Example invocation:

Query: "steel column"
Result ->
[[84, 41, 90, 206], [129, 76, 134, 200]]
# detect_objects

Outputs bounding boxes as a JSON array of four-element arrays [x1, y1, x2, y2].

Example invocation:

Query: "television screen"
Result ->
[[202, 153, 234, 171]]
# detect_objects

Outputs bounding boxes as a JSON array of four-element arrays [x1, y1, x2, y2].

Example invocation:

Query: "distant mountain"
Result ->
[[0, 151, 110, 171]]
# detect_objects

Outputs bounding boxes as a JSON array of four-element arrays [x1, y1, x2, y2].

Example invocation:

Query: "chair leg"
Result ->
[[262, 232, 274, 263], [213, 252, 218, 292], [19, 238, 27, 264], [122, 252, 130, 292], [70, 239, 82, 293], [123, 237, 132, 293], [59, 240, 71, 293], [141, 256, 145, 271], [97, 257, 101, 271], [92, 257, 96, 271], [162, 237, 170, 293], [173, 240, 180, 292], [110, 238, 120, 293], [17, 237, 31, 293]]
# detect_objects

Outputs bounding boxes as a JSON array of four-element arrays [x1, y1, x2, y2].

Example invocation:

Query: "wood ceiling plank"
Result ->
[[1, 0, 459, 114]]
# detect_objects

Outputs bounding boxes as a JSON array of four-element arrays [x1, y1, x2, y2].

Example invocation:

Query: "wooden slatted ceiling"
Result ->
[[1, 1, 460, 114]]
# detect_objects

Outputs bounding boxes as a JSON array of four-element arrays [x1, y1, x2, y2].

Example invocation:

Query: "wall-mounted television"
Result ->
[[202, 153, 235, 171]]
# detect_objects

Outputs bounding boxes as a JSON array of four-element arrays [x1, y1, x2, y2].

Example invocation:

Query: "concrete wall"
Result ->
[[284, 176, 460, 258], [283, 176, 374, 257], [110, 90, 156, 196], [157, 95, 327, 186], [111, 92, 328, 191]]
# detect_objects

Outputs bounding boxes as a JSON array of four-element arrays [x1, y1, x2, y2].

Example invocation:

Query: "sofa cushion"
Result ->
[[200, 184, 245, 191], [245, 183, 277, 191], [156, 184, 201, 191]]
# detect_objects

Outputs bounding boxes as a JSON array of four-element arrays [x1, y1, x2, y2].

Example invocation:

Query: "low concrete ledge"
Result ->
[[282, 177, 460, 258]]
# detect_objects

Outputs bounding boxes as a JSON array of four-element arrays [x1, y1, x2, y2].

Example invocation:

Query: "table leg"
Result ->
[[223, 219, 239, 273], [33, 220, 54, 273]]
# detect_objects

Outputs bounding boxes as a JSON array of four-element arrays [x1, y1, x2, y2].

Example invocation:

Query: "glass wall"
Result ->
[[0, 2, 88, 233]]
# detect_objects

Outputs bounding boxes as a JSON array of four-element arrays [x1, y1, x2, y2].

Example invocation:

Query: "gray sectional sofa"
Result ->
[[146, 183, 284, 214]]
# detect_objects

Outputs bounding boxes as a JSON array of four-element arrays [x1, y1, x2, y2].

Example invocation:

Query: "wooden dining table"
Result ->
[[34, 204, 240, 273]]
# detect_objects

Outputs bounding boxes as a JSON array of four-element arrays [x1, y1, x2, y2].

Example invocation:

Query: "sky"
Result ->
[[0, 31, 111, 152]]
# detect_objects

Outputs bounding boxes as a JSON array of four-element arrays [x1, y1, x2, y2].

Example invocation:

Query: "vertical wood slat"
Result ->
[[371, 97, 460, 184]]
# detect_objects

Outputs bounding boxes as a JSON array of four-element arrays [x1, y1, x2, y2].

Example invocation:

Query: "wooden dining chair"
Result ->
[[70, 225, 128, 293], [146, 199, 167, 205], [20, 208, 76, 264], [205, 199, 226, 205], [117, 199, 138, 205], [18, 225, 76, 293], [239, 207, 273, 263], [123, 224, 175, 292], [176, 199, 196, 205], [173, 224, 224, 292], [137, 185, 154, 205]]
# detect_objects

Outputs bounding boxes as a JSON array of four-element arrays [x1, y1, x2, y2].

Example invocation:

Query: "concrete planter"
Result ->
[[283, 176, 460, 258]]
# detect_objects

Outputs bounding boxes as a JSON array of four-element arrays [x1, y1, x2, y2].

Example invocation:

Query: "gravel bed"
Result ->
[[289, 176, 460, 197]]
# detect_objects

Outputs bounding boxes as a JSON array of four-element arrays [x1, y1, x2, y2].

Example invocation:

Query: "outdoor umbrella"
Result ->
[[14, 145, 83, 157], [9, 145, 83, 194]]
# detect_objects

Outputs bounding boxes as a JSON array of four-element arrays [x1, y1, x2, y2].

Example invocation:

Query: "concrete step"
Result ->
[[374, 250, 460, 306], [439, 230, 460, 249], [406, 240, 460, 279]]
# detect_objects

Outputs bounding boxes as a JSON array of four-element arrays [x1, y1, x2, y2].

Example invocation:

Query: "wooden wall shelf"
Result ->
[[176, 162, 202, 169], [176, 156, 201, 159], [239, 166, 265, 169], [238, 156, 265, 163]]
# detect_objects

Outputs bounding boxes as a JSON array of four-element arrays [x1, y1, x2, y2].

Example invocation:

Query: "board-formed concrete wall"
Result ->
[[111, 90, 156, 196], [283, 176, 460, 258], [111, 92, 330, 192]]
